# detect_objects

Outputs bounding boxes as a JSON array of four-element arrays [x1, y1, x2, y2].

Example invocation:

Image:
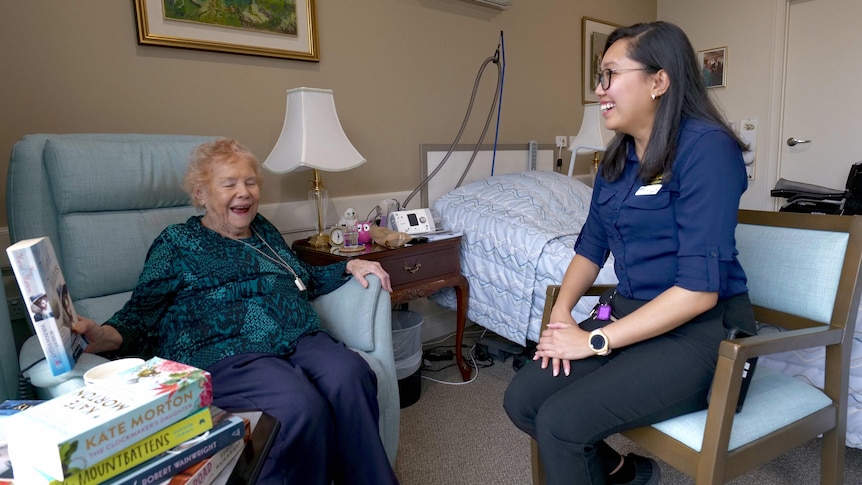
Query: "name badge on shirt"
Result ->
[[635, 184, 662, 196]]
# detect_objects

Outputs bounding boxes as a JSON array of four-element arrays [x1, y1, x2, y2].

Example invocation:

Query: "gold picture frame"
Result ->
[[133, 0, 319, 61], [582, 17, 620, 104], [698, 46, 727, 88]]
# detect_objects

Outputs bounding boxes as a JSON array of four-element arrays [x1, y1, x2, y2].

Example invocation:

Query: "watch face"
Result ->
[[590, 334, 606, 351], [329, 227, 345, 246]]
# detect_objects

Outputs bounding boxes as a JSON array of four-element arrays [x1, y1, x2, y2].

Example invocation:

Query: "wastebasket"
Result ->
[[392, 310, 423, 408]]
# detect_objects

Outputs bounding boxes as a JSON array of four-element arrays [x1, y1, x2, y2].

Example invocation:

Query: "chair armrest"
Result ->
[[699, 325, 845, 456], [718, 326, 842, 362], [585, 284, 615, 296], [312, 275, 385, 353]]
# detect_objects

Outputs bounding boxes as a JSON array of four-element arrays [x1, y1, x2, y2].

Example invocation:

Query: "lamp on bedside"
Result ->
[[566, 103, 615, 178], [263, 87, 366, 247]]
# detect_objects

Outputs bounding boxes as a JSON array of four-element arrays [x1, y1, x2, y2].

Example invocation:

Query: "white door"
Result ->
[[779, 0, 862, 191]]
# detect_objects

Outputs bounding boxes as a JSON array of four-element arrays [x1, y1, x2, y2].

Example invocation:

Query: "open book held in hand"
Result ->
[[6, 237, 86, 376]]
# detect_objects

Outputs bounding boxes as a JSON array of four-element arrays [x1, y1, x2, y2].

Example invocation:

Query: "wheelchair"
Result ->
[[771, 161, 862, 215]]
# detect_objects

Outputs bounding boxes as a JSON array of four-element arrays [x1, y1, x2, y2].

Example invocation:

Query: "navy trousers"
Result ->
[[504, 299, 730, 485], [207, 332, 398, 485]]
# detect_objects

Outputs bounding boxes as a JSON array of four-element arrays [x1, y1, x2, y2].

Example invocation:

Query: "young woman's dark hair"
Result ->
[[600, 21, 747, 183]]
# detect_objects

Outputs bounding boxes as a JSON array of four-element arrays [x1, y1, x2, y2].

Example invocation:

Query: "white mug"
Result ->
[[83, 358, 145, 386]]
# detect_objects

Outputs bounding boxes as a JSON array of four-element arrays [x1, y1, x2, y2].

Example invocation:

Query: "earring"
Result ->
[[651, 93, 656, 100]]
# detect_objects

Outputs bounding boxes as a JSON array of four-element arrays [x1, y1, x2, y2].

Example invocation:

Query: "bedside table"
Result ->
[[293, 237, 472, 381]]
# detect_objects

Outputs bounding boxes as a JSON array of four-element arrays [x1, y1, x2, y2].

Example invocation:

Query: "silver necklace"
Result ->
[[236, 227, 307, 291]]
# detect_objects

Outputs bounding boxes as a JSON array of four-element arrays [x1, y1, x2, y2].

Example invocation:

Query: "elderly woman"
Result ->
[[73, 138, 398, 485]]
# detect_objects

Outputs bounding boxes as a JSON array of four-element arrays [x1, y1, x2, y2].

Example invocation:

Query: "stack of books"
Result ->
[[0, 357, 251, 485], [1, 400, 45, 485]]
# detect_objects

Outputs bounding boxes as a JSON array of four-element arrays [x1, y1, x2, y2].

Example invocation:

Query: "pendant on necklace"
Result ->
[[294, 277, 307, 292]]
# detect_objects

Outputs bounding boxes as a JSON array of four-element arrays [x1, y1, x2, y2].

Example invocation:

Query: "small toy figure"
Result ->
[[338, 207, 358, 228], [356, 221, 373, 245]]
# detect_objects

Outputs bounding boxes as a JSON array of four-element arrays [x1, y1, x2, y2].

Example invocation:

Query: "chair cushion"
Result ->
[[651, 366, 832, 452], [41, 138, 206, 300], [735, 224, 847, 324], [43, 138, 198, 213], [60, 208, 198, 300], [75, 292, 134, 323]]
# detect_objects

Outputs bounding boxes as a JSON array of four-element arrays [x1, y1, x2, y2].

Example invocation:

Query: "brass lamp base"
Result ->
[[307, 169, 330, 248], [308, 232, 330, 247]]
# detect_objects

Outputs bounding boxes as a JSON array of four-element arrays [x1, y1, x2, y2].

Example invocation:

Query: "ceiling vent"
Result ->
[[461, 0, 511, 9]]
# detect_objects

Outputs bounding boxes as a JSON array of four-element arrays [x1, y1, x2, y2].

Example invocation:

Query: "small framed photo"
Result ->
[[582, 17, 620, 104], [698, 46, 727, 89]]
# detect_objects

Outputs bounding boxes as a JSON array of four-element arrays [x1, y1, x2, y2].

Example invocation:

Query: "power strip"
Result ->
[[475, 336, 524, 362], [528, 140, 538, 170], [424, 349, 454, 361]]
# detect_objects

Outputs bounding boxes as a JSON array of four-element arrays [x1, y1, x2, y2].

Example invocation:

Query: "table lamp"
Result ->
[[567, 103, 615, 177], [263, 87, 366, 247]]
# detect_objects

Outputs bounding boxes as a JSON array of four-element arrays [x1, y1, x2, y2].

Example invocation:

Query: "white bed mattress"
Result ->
[[431, 170, 616, 345]]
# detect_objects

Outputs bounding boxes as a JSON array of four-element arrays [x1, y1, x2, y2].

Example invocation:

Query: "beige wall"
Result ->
[[659, 0, 785, 210], [0, 1, 656, 229]]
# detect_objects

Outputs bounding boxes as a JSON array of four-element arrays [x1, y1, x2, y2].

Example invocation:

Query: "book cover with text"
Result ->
[[6, 237, 85, 376], [49, 407, 213, 485], [163, 437, 245, 485], [5, 357, 212, 482], [106, 410, 248, 485]]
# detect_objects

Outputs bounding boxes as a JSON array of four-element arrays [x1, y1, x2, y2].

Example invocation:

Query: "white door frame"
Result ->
[[765, 0, 791, 212]]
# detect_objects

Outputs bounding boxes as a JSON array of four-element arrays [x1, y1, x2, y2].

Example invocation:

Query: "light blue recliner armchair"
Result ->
[[5, 133, 399, 464]]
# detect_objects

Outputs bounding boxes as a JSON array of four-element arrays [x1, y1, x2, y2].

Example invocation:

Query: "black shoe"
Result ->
[[625, 453, 661, 485]]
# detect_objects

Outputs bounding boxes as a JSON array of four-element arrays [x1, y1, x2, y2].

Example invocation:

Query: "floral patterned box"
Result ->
[[3, 357, 212, 482]]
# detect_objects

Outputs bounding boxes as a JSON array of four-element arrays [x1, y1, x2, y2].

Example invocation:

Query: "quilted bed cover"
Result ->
[[431, 170, 617, 345]]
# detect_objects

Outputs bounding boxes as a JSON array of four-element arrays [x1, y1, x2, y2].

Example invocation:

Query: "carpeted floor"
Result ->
[[394, 327, 862, 485]]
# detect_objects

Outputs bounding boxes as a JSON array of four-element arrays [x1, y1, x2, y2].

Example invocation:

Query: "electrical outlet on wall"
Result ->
[[555, 136, 567, 148], [7, 297, 26, 321]]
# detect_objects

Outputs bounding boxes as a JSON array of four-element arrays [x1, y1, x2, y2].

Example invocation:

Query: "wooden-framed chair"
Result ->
[[531, 209, 862, 484]]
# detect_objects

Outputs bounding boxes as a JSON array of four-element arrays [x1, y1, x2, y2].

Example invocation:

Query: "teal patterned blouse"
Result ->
[[106, 214, 349, 370]]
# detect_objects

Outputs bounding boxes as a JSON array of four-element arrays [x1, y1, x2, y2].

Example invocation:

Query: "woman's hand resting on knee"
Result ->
[[533, 321, 594, 377]]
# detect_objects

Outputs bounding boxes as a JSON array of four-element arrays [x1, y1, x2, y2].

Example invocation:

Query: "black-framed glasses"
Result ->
[[597, 68, 650, 90]]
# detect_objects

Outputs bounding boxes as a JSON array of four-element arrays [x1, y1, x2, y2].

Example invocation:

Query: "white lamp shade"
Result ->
[[567, 103, 615, 177], [568, 103, 614, 155], [263, 87, 366, 174]]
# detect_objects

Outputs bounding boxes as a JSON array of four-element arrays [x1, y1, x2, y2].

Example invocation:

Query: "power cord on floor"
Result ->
[[419, 327, 489, 386], [420, 345, 482, 386], [422, 328, 487, 347]]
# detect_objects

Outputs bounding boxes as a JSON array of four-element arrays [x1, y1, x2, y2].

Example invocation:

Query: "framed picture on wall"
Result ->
[[582, 17, 620, 104], [133, 0, 319, 61], [698, 46, 727, 88]]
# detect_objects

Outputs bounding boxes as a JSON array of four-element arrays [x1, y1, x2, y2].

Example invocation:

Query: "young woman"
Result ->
[[504, 21, 754, 485]]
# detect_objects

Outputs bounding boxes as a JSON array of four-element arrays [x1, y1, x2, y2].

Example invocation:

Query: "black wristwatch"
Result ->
[[588, 328, 611, 356]]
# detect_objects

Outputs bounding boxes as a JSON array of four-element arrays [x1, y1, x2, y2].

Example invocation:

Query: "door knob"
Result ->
[[787, 137, 811, 147]]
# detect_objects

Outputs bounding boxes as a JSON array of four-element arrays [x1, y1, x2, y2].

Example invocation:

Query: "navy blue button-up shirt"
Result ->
[[575, 118, 749, 301]]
